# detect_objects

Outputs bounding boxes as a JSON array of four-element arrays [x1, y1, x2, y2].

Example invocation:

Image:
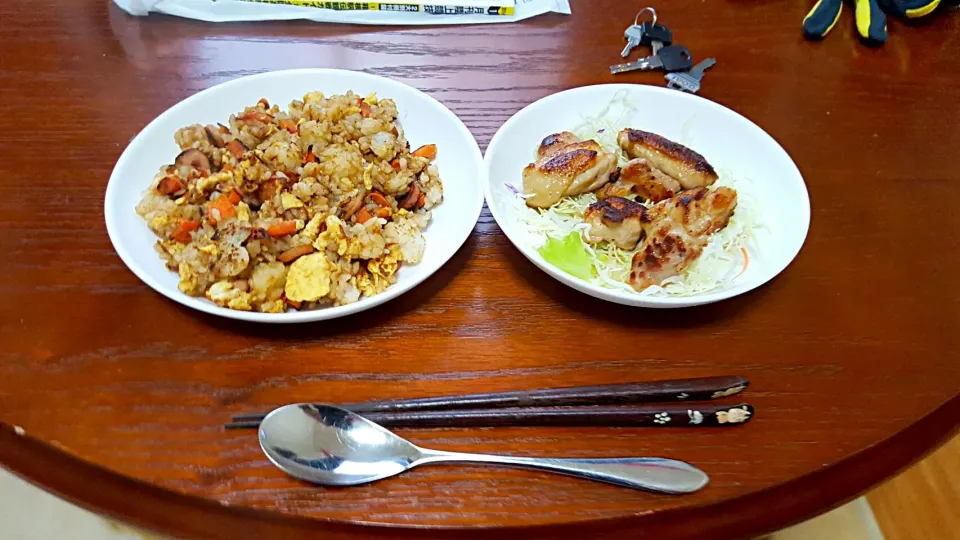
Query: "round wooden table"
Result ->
[[1, 1, 958, 538]]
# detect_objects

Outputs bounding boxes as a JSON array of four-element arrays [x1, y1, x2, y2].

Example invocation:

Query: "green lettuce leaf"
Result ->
[[538, 232, 594, 281]]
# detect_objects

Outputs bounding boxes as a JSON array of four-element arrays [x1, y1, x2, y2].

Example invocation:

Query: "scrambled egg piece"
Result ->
[[196, 171, 231, 194], [177, 262, 201, 295], [364, 92, 378, 105], [259, 299, 285, 313], [369, 246, 401, 278], [301, 214, 325, 240], [284, 252, 331, 302], [360, 248, 401, 297], [148, 214, 169, 231], [205, 281, 253, 311], [198, 244, 220, 256], [280, 192, 304, 210], [304, 91, 325, 104], [344, 106, 361, 116], [354, 269, 377, 298], [312, 215, 371, 259], [363, 164, 374, 190], [314, 215, 346, 253], [236, 201, 251, 223]]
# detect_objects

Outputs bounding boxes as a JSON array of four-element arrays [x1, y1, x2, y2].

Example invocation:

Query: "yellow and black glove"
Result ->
[[803, 0, 944, 46]]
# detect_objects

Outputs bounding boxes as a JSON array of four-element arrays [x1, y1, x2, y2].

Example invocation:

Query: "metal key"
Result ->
[[621, 25, 645, 58], [665, 58, 717, 94], [610, 45, 693, 75], [638, 21, 673, 56]]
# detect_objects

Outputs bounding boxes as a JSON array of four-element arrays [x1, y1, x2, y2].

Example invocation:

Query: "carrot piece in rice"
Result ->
[[278, 118, 297, 134], [412, 144, 437, 160], [170, 218, 201, 243], [266, 220, 299, 238], [226, 139, 247, 159], [156, 175, 184, 195], [356, 208, 372, 224], [208, 196, 236, 223], [370, 192, 390, 208], [277, 244, 315, 263]]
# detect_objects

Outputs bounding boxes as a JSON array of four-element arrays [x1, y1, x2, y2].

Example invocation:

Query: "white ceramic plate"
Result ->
[[484, 84, 810, 308], [105, 69, 484, 323]]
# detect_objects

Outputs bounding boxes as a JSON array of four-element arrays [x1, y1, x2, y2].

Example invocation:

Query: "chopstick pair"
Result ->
[[224, 375, 754, 429]]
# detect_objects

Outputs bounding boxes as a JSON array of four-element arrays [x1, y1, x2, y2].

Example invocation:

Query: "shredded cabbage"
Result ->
[[509, 91, 763, 297]]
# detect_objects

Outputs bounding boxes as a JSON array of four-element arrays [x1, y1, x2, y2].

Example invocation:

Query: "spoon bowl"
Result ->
[[259, 403, 709, 493]]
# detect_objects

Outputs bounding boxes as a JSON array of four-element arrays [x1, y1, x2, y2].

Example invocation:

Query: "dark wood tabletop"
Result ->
[[1, 0, 959, 538]]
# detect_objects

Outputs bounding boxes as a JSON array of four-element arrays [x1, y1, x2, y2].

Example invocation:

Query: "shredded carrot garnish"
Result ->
[[390, 158, 401, 171], [360, 101, 372, 118], [735, 247, 750, 278], [226, 190, 241, 205], [304, 151, 316, 163]]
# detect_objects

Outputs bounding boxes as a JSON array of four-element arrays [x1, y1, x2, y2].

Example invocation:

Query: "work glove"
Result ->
[[803, 0, 948, 46]]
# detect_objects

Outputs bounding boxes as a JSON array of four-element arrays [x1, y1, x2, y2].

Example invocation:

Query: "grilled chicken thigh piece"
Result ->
[[583, 196, 646, 250], [617, 129, 718, 189], [523, 133, 618, 208], [629, 186, 738, 291], [597, 158, 681, 203]]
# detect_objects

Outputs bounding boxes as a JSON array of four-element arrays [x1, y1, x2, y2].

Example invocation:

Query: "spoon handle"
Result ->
[[413, 448, 708, 494]]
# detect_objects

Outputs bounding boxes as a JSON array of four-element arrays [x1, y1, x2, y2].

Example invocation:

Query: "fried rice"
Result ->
[[135, 91, 443, 312]]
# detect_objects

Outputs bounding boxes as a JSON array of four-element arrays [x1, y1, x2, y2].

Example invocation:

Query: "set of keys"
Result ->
[[609, 8, 716, 94]]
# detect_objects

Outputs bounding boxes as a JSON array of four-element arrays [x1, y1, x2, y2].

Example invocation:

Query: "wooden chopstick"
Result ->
[[224, 403, 754, 429], [228, 375, 749, 424]]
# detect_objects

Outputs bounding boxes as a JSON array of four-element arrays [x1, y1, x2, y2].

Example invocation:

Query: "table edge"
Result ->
[[1, 393, 958, 540]]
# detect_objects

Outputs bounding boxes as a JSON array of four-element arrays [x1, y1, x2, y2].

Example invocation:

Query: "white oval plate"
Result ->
[[484, 84, 810, 308], [106, 69, 485, 323]]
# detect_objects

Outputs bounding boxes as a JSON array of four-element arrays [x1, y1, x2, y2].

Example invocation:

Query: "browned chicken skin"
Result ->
[[597, 158, 681, 203], [583, 196, 646, 250], [537, 131, 580, 159], [617, 129, 718, 189], [523, 132, 618, 208], [629, 186, 738, 291]]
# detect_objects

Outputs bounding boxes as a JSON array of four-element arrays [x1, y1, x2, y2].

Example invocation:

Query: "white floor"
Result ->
[[0, 467, 883, 539]]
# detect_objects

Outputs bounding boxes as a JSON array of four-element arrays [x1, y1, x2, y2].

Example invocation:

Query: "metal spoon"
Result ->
[[258, 403, 709, 493]]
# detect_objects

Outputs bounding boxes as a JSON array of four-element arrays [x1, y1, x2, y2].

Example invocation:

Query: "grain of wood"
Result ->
[[868, 435, 960, 540]]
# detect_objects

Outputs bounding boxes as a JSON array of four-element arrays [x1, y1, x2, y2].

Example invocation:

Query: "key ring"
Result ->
[[634, 7, 657, 27]]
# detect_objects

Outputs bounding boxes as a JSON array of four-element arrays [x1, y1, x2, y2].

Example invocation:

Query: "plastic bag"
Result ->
[[113, 0, 571, 25]]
